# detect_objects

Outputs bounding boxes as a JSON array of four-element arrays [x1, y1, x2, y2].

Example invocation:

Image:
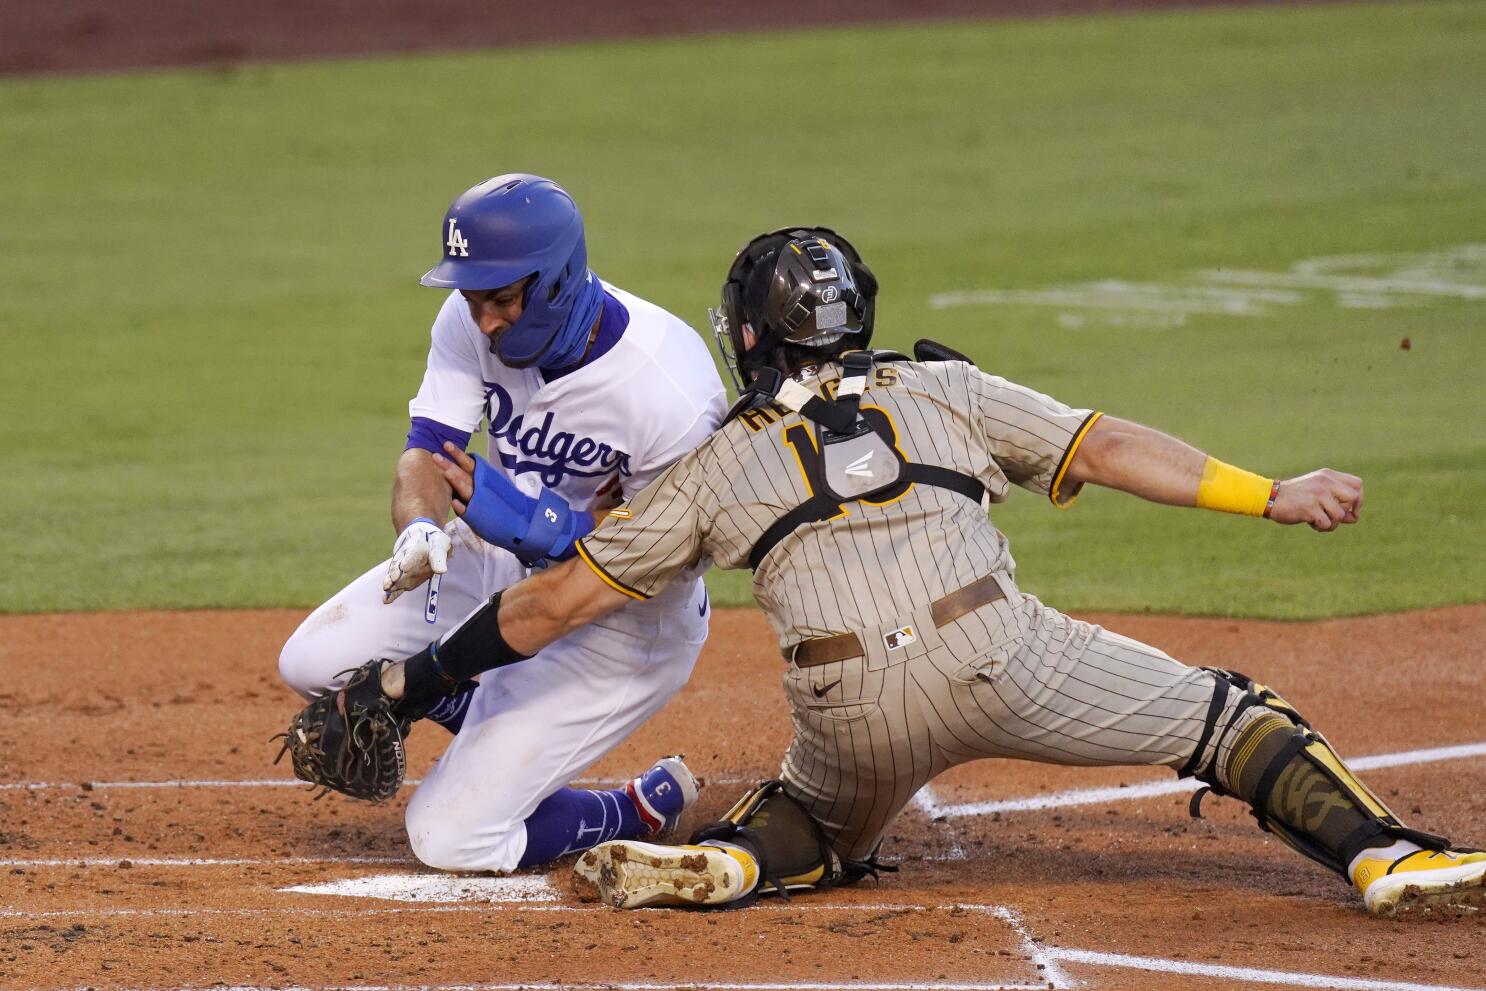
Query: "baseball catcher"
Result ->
[[333, 226, 1485, 916]]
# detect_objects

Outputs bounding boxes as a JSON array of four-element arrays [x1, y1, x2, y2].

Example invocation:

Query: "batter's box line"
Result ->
[[45, 984, 1048, 991], [1043, 947, 1486, 991], [913, 739, 1486, 821], [0, 775, 751, 792], [4, 902, 1069, 989], [0, 856, 412, 868], [26, 905, 1486, 991]]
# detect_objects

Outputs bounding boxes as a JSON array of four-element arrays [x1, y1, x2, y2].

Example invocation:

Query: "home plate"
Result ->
[[282, 873, 558, 903]]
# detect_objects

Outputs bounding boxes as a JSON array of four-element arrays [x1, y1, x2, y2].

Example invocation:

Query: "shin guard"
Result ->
[[1192, 669, 1449, 879]]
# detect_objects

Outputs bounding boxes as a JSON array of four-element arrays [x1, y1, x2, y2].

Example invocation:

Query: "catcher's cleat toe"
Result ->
[[573, 841, 756, 910], [1355, 848, 1486, 916], [626, 756, 700, 836]]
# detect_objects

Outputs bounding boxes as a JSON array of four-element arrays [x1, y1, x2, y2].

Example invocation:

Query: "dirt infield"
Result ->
[[6, 2, 1482, 988], [3, 0, 1346, 76], [2, 604, 1483, 990]]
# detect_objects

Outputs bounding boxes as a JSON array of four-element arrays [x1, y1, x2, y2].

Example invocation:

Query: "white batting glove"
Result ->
[[383, 518, 452, 603]]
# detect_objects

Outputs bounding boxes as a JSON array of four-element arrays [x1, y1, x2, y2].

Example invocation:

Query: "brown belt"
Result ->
[[788, 574, 1008, 669]]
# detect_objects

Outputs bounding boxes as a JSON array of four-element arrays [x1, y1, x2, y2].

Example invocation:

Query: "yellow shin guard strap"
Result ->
[[1196, 457, 1274, 517]]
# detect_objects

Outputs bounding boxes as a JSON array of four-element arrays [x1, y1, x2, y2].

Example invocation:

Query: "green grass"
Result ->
[[2, 0, 1483, 616]]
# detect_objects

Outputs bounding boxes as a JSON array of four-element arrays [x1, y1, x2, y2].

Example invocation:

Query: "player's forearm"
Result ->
[[1067, 416, 1363, 530], [498, 559, 631, 655], [1065, 416, 1209, 506], [386, 558, 631, 710], [392, 449, 454, 532]]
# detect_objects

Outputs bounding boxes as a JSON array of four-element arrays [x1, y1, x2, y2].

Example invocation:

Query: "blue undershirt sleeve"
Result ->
[[406, 417, 473, 455]]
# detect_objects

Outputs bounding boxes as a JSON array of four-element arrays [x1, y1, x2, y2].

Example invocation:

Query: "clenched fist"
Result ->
[[1268, 469, 1363, 532]]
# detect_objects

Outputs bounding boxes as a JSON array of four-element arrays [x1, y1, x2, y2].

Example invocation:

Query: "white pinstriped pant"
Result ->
[[779, 573, 1253, 861]]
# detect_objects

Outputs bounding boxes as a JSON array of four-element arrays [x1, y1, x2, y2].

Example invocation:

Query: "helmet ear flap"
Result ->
[[722, 280, 747, 354], [710, 278, 752, 393]]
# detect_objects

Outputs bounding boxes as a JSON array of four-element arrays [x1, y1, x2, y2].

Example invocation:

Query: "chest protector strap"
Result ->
[[746, 351, 985, 570]]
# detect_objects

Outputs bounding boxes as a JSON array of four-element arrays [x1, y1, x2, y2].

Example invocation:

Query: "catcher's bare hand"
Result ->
[[1269, 469, 1363, 532]]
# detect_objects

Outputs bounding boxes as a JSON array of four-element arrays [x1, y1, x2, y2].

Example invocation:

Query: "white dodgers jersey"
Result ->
[[408, 282, 727, 625]]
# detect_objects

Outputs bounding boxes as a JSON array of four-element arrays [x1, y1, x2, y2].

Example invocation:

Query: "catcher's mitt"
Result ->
[[274, 660, 409, 802]]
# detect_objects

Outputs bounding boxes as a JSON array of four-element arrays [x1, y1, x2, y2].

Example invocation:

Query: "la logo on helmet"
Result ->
[[446, 219, 470, 258]]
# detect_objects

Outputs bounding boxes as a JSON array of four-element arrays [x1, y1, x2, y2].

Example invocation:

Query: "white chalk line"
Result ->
[[4, 901, 970, 919], [987, 905, 1073, 989], [1047, 947, 1486, 991], [17, 735, 1474, 806], [0, 856, 410, 868], [43, 984, 1045, 991], [7, 740, 1480, 871], [0, 898, 1017, 922], [11, 903, 1484, 991], [0, 775, 748, 792], [18, 903, 1055, 991], [7, 740, 1480, 869], [911, 790, 967, 860], [0, 897, 962, 921], [927, 243, 1486, 325], [915, 739, 1486, 819], [928, 282, 1302, 316], [1204, 269, 1486, 300]]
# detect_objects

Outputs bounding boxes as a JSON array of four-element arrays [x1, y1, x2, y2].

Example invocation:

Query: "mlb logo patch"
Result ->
[[424, 574, 442, 624], [883, 625, 917, 651]]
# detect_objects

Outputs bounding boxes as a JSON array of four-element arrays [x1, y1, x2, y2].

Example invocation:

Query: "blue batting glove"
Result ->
[[461, 454, 592, 565]]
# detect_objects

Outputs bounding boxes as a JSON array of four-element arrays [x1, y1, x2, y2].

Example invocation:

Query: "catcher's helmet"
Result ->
[[709, 227, 877, 392], [421, 174, 604, 369]]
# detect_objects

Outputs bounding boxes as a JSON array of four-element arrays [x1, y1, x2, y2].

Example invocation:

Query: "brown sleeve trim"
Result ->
[[1048, 410, 1104, 508], [574, 540, 650, 601]]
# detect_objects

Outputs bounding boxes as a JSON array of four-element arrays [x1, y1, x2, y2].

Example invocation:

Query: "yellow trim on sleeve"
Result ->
[[1049, 411, 1103, 508], [574, 540, 649, 601]]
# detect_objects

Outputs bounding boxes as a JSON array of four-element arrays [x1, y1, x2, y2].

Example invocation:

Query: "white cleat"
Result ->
[[574, 840, 756, 910], [1355, 848, 1486, 916]]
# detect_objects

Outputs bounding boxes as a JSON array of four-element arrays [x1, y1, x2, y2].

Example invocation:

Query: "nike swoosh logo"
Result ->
[[812, 679, 842, 698], [698, 589, 709, 617]]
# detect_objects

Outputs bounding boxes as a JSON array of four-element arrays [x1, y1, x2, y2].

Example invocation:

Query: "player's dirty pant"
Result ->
[[779, 574, 1259, 862]]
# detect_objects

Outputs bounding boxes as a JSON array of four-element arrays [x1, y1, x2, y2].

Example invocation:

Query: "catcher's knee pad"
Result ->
[[688, 781, 848, 898], [1187, 668, 1448, 879], [1177, 667, 1307, 786]]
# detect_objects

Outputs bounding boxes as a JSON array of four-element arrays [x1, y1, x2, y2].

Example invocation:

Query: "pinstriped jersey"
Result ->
[[576, 357, 1099, 649]]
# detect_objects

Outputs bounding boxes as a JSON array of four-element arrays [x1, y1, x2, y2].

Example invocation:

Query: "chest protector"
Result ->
[[738, 345, 985, 570]]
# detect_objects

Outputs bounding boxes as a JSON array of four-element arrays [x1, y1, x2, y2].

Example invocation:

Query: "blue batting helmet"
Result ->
[[421, 174, 604, 369]]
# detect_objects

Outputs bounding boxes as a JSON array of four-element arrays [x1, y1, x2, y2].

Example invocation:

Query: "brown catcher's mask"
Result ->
[[709, 227, 877, 393]]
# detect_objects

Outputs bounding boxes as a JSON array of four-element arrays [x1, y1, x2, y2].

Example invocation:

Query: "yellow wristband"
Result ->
[[1195, 457, 1274, 517]]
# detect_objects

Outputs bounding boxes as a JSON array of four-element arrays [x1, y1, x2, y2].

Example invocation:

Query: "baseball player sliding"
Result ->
[[284, 224, 1483, 917], [276, 175, 725, 871]]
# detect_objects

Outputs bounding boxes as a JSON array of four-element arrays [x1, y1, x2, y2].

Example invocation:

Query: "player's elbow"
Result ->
[[1065, 416, 1127, 488]]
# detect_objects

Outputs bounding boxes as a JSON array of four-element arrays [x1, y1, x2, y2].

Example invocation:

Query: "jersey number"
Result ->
[[780, 406, 913, 517]]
